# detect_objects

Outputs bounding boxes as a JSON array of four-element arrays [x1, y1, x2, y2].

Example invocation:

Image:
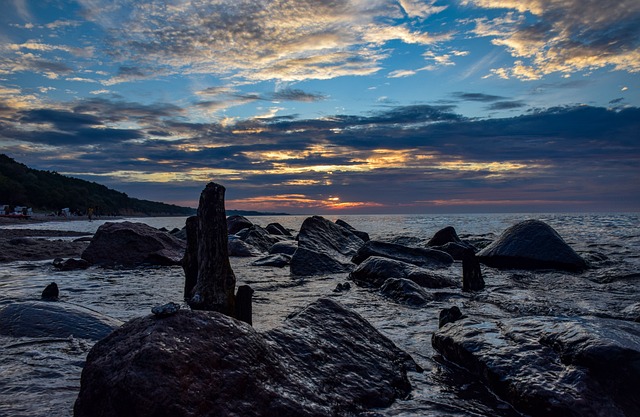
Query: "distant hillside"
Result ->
[[0, 154, 195, 216]]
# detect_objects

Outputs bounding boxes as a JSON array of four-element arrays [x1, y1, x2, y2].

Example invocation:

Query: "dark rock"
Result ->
[[380, 278, 432, 306], [462, 248, 484, 292], [335, 219, 370, 241], [182, 216, 198, 299], [52, 257, 90, 271], [622, 303, 640, 322], [427, 226, 470, 248], [41, 282, 59, 301], [0, 301, 121, 340], [235, 285, 254, 325], [432, 316, 640, 417], [9, 237, 38, 245], [74, 298, 418, 417], [266, 222, 292, 236], [81, 221, 186, 267], [385, 236, 423, 247], [252, 253, 291, 267], [431, 241, 472, 261], [352, 240, 454, 268], [151, 302, 181, 317], [227, 214, 253, 235], [350, 256, 457, 289], [333, 282, 351, 292], [269, 240, 298, 256], [438, 306, 464, 328], [236, 225, 281, 254], [477, 219, 587, 272], [290, 216, 364, 276], [228, 235, 263, 257], [73, 236, 94, 242]]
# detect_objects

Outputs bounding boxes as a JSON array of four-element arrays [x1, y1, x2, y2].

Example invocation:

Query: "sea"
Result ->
[[0, 213, 638, 417]]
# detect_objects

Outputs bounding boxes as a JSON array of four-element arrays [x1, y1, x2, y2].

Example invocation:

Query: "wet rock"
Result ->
[[252, 253, 291, 267], [427, 226, 475, 249], [41, 282, 59, 301], [227, 235, 263, 257], [235, 285, 254, 326], [622, 303, 640, 322], [0, 301, 121, 340], [52, 257, 90, 271], [350, 256, 457, 289], [477, 219, 587, 272], [438, 306, 464, 328], [81, 221, 186, 267], [432, 316, 640, 417], [236, 225, 281, 254], [151, 302, 181, 317], [266, 222, 292, 236], [352, 240, 454, 268], [269, 240, 298, 256], [9, 237, 38, 245], [334, 282, 351, 292], [74, 298, 418, 417], [462, 248, 484, 292], [335, 219, 370, 241], [290, 216, 364, 276], [227, 214, 253, 235], [431, 241, 471, 261], [380, 278, 432, 306]]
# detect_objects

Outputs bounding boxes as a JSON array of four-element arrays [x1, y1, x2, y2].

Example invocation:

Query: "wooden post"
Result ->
[[182, 215, 198, 300], [189, 183, 236, 315], [462, 248, 484, 292]]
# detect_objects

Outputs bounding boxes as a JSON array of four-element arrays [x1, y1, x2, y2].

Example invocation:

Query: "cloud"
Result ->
[[487, 100, 526, 110], [76, 0, 450, 83], [271, 88, 326, 102], [464, 0, 640, 79], [453, 92, 505, 102]]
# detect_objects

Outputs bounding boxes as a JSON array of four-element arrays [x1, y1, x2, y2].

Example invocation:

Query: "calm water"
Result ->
[[0, 213, 638, 416]]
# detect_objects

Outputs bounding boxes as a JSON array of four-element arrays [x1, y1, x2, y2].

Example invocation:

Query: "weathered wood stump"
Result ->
[[462, 248, 484, 292], [189, 183, 237, 316], [182, 215, 198, 299]]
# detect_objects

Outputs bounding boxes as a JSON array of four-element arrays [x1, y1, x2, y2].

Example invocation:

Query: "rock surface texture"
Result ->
[[350, 256, 457, 289], [352, 240, 454, 268], [432, 316, 640, 417], [81, 221, 185, 266], [74, 298, 417, 417], [477, 219, 587, 272]]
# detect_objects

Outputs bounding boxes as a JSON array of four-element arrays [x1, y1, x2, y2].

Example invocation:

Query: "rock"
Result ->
[[235, 285, 254, 325], [236, 225, 281, 254], [228, 235, 263, 257], [290, 216, 364, 276], [151, 302, 181, 317], [427, 226, 471, 248], [380, 278, 432, 306], [269, 240, 298, 255], [81, 221, 186, 267], [52, 257, 90, 271], [0, 301, 122, 340], [462, 248, 484, 292], [438, 306, 464, 328], [333, 282, 351, 292], [477, 219, 587, 272], [9, 237, 39, 245], [252, 253, 291, 267], [335, 219, 370, 241], [431, 241, 471, 261], [170, 226, 187, 240], [350, 256, 457, 289], [41, 282, 59, 301], [227, 215, 253, 235], [622, 303, 640, 322], [432, 316, 640, 417], [74, 298, 418, 417], [266, 222, 292, 236], [352, 240, 454, 268], [182, 216, 198, 299]]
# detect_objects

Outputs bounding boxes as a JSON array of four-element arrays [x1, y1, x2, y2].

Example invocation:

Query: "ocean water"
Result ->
[[0, 213, 638, 417]]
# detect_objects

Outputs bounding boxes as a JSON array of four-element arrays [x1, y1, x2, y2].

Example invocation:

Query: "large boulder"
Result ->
[[352, 240, 454, 268], [74, 298, 418, 417], [350, 256, 457, 289], [81, 221, 186, 266], [235, 225, 282, 254], [227, 235, 263, 257], [0, 301, 122, 340], [227, 215, 253, 235], [269, 240, 298, 256], [290, 216, 364, 275], [432, 316, 640, 417], [265, 222, 292, 236], [335, 219, 370, 241], [427, 226, 470, 248], [477, 219, 587, 272]]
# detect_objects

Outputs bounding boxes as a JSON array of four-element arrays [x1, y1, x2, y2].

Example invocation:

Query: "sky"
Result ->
[[0, 0, 639, 214]]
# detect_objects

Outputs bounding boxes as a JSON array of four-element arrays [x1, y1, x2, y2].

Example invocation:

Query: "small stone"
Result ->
[[438, 306, 464, 328], [41, 282, 59, 301], [151, 302, 181, 317]]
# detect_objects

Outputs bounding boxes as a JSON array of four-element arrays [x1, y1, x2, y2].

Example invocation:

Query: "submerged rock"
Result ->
[[432, 316, 640, 417], [252, 253, 291, 267], [74, 298, 418, 417], [477, 219, 587, 272], [438, 306, 464, 328], [0, 301, 122, 340], [41, 282, 59, 301], [52, 257, 90, 271], [350, 256, 457, 289], [352, 240, 454, 268], [290, 216, 364, 276], [81, 221, 185, 267], [380, 278, 432, 306]]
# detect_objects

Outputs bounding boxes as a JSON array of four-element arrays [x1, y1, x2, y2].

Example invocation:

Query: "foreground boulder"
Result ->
[[81, 221, 186, 266], [227, 214, 253, 235], [74, 298, 418, 417], [477, 219, 587, 272], [0, 301, 122, 340], [290, 216, 364, 275], [350, 256, 457, 288], [352, 240, 453, 268], [432, 316, 640, 417]]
